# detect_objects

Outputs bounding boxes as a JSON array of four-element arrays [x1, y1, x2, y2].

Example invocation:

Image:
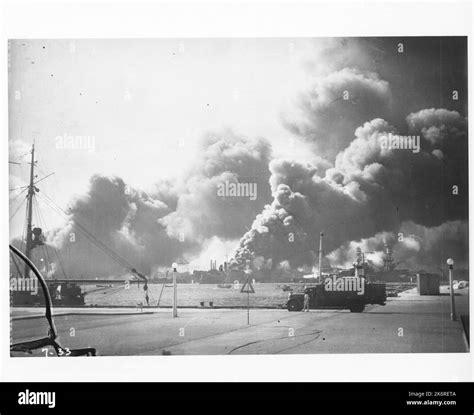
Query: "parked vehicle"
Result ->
[[287, 277, 386, 313]]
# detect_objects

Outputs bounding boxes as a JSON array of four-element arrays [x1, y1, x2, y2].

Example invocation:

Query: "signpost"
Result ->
[[240, 276, 255, 324]]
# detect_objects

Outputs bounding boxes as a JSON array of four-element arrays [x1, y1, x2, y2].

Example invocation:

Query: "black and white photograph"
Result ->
[[8, 34, 469, 358], [2, 4, 474, 407]]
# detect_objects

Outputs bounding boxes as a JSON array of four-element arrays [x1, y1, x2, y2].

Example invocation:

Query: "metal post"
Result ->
[[172, 263, 178, 317], [247, 291, 250, 325], [244, 262, 251, 324], [447, 259, 456, 321], [24, 144, 35, 278], [318, 232, 324, 282]]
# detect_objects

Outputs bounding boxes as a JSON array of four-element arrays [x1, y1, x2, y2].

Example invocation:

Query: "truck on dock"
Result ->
[[286, 278, 386, 312], [287, 247, 386, 312]]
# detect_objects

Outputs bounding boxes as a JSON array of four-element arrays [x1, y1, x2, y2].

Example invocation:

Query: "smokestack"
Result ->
[[318, 232, 324, 281]]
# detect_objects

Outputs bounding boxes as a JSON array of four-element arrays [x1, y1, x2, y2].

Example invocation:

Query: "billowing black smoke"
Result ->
[[232, 38, 468, 272], [45, 130, 273, 278]]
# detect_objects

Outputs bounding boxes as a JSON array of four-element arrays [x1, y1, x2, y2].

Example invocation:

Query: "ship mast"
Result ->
[[318, 232, 324, 281], [382, 244, 394, 272], [24, 143, 36, 278]]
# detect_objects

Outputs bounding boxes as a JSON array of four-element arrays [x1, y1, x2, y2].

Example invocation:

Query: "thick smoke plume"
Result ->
[[45, 130, 272, 278], [232, 38, 468, 273], [283, 68, 392, 159], [12, 38, 468, 278], [232, 109, 467, 271]]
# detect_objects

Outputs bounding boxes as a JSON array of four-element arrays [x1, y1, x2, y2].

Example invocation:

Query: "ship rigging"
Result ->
[[9, 143, 154, 306]]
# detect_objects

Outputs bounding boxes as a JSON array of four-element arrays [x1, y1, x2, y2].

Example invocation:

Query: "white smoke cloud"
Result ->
[[283, 67, 392, 160], [43, 130, 273, 278], [160, 129, 272, 242], [328, 220, 468, 272], [407, 108, 468, 145]]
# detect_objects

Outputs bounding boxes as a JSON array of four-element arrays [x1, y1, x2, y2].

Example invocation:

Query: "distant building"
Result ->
[[417, 272, 440, 295]]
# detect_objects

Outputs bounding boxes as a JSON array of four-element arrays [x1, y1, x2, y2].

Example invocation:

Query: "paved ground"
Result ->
[[11, 307, 154, 319], [10, 286, 469, 356]]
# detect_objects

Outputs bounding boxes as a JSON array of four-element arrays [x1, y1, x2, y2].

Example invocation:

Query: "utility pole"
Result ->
[[318, 232, 324, 282], [172, 262, 178, 317], [24, 144, 36, 278]]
